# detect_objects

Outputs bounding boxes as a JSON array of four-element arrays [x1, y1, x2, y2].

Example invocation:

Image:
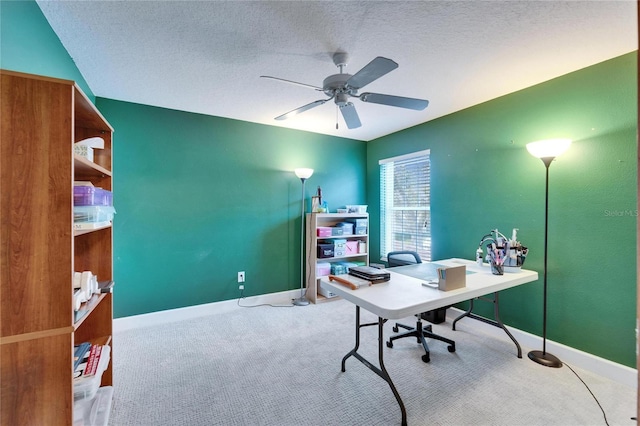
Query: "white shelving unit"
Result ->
[[305, 213, 369, 303]]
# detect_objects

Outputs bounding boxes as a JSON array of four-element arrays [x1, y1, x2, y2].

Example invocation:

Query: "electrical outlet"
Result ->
[[238, 284, 244, 291], [238, 271, 245, 283]]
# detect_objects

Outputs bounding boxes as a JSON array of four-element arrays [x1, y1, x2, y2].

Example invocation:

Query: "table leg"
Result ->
[[341, 306, 361, 372], [341, 306, 408, 426], [451, 292, 522, 358]]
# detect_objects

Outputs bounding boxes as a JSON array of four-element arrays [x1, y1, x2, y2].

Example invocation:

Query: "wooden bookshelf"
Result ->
[[0, 70, 114, 426]]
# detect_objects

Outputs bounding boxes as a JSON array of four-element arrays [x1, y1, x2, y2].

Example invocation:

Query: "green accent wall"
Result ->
[[367, 53, 637, 367], [95, 99, 366, 318], [0, 0, 94, 100]]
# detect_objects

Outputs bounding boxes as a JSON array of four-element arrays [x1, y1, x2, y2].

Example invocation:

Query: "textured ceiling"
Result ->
[[37, 1, 637, 141]]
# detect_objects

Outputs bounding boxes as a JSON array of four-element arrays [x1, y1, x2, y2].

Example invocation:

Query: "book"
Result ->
[[83, 344, 103, 377], [74, 346, 92, 378], [73, 342, 91, 372]]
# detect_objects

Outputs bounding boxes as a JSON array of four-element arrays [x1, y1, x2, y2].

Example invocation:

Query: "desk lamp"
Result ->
[[293, 168, 314, 306], [526, 138, 571, 368]]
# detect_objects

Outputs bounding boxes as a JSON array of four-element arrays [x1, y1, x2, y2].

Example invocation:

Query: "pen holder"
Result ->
[[490, 260, 504, 275]]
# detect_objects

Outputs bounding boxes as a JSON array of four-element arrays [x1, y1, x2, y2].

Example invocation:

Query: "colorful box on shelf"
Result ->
[[354, 226, 367, 235], [336, 222, 354, 235], [345, 240, 359, 254], [330, 227, 344, 236], [317, 243, 334, 258], [316, 262, 331, 276], [74, 186, 113, 206], [317, 227, 332, 237], [346, 218, 368, 234], [333, 238, 347, 257], [330, 263, 348, 275], [341, 261, 359, 271], [333, 239, 347, 248]]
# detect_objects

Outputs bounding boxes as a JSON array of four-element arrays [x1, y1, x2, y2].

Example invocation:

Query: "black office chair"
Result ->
[[385, 251, 456, 363]]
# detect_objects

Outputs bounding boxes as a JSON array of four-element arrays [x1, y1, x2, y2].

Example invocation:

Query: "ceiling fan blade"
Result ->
[[274, 98, 329, 121], [359, 92, 429, 111], [346, 57, 398, 90], [339, 102, 361, 129], [260, 75, 323, 91]]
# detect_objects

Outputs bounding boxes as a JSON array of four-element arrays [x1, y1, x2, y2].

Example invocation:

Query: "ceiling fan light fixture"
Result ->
[[265, 52, 429, 129], [335, 92, 349, 106]]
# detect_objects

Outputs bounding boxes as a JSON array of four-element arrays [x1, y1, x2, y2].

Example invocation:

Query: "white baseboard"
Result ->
[[114, 294, 637, 389], [113, 289, 300, 333], [446, 307, 637, 389]]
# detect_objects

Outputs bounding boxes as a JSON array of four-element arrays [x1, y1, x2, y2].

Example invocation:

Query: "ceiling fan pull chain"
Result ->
[[336, 104, 339, 129]]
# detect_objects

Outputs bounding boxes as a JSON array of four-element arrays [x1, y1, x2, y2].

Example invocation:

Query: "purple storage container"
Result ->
[[73, 186, 113, 206]]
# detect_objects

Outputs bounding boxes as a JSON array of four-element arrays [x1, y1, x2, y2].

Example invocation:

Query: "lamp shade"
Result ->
[[526, 139, 572, 159], [295, 168, 314, 179]]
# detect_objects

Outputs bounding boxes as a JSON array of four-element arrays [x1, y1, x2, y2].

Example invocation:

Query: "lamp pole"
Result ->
[[526, 139, 571, 368], [293, 168, 313, 306]]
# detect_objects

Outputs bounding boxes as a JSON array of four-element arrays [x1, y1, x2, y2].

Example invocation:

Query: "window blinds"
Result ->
[[379, 150, 431, 261]]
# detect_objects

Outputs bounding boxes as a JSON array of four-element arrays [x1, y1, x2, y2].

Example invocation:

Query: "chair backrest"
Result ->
[[387, 251, 422, 267]]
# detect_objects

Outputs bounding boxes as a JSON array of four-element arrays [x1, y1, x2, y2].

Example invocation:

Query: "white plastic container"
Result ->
[[346, 205, 368, 213], [73, 386, 113, 426], [73, 206, 116, 223]]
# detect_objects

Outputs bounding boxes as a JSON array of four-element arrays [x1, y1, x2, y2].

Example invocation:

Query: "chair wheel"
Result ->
[[422, 354, 430, 363], [392, 325, 399, 332], [386, 341, 393, 348], [448, 345, 456, 353]]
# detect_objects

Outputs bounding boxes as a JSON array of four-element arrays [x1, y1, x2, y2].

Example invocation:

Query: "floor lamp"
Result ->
[[293, 168, 314, 306], [525, 138, 571, 368]]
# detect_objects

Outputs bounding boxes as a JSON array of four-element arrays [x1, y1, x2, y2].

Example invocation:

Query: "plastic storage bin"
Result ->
[[346, 205, 368, 213], [316, 262, 331, 276], [336, 222, 354, 235], [345, 241, 359, 254], [333, 239, 347, 257], [73, 386, 113, 426], [74, 186, 112, 206], [330, 263, 348, 275], [317, 227, 332, 237], [330, 227, 344, 236], [74, 206, 116, 223], [317, 243, 334, 258]]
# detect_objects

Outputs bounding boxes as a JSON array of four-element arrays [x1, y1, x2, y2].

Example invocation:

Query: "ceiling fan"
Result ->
[[261, 52, 429, 129]]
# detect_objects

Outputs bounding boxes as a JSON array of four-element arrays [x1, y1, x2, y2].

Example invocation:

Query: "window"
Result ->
[[379, 150, 431, 261]]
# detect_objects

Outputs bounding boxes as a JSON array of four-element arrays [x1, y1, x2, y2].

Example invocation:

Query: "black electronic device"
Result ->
[[348, 266, 390, 283]]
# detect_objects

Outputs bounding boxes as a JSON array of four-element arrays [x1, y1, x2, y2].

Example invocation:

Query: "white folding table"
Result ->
[[320, 258, 538, 426]]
